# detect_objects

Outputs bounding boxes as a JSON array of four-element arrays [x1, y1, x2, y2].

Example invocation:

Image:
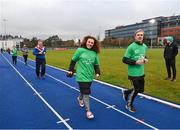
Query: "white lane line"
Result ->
[[57, 119, 70, 124], [2, 55, 73, 130], [18, 60, 158, 130], [106, 105, 116, 109], [33, 92, 42, 96], [25, 82, 33, 86]]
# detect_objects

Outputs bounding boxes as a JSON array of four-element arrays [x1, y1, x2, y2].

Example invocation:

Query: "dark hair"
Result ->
[[81, 35, 100, 53]]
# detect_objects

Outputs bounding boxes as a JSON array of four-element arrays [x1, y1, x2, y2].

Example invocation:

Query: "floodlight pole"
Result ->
[[149, 19, 156, 48], [2, 18, 7, 49]]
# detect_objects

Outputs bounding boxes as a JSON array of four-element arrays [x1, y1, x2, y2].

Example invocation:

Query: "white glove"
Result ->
[[95, 74, 100, 78]]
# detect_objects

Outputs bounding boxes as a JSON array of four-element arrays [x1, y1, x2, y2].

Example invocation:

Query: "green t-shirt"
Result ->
[[72, 48, 100, 82], [11, 48, 17, 56], [124, 42, 148, 77]]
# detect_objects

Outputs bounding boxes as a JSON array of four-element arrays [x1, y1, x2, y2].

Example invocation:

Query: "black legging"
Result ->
[[23, 55, 28, 64], [124, 78, 144, 106], [36, 58, 46, 77]]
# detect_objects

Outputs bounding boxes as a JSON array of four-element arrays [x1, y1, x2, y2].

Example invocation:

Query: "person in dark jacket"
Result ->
[[33, 40, 46, 79], [164, 36, 178, 81], [1, 48, 4, 53]]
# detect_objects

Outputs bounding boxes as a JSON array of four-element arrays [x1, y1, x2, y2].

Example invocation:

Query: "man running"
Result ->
[[122, 29, 148, 112]]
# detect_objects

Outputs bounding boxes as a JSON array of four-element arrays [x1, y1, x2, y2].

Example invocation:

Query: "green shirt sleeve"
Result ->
[[124, 45, 133, 58], [72, 48, 81, 62]]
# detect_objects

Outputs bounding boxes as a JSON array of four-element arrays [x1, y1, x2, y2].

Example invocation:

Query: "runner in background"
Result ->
[[21, 44, 29, 65], [33, 40, 46, 79], [11, 45, 18, 65]]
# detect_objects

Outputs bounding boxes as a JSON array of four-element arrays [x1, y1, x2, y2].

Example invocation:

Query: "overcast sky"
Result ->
[[0, 0, 180, 40]]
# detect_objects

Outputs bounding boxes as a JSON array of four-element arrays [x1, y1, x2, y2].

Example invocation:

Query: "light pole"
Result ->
[[2, 18, 7, 49], [149, 19, 156, 48]]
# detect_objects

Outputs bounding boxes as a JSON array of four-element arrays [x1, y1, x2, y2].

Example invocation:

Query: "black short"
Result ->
[[130, 78, 145, 93], [78, 82, 92, 95]]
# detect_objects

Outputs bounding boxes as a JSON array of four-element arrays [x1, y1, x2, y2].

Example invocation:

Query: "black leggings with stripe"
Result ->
[[124, 78, 144, 106]]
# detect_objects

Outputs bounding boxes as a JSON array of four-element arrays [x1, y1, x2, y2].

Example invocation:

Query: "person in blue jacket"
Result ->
[[33, 40, 46, 79]]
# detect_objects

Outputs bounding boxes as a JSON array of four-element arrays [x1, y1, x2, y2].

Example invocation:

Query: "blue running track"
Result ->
[[0, 53, 180, 129]]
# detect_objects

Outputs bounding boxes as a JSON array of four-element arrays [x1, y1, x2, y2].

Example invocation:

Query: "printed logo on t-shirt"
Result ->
[[83, 59, 94, 65], [134, 49, 139, 54]]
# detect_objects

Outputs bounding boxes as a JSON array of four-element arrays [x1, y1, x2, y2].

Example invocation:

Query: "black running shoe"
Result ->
[[126, 104, 136, 113], [122, 90, 128, 101]]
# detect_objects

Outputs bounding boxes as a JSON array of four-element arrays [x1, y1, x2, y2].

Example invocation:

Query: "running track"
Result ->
[[0, 53, 179, 129]]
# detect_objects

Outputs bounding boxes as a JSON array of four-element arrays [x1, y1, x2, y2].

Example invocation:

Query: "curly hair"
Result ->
[[80, 35, 100, 53]]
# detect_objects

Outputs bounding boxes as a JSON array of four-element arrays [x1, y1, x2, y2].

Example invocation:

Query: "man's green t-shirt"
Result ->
[[11, 48, 17, 56], [72, 48, 100, 82], [124, 42, 148, 77]]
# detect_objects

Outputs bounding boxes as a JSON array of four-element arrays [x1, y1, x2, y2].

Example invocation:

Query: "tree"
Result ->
[[44, 35, 63, 47], [101, 37, 133, 47], [29, 37, 38, 48]]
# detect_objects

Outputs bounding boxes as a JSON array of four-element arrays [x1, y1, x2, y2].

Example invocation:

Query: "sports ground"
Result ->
[[0, 52, 179, 129]]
